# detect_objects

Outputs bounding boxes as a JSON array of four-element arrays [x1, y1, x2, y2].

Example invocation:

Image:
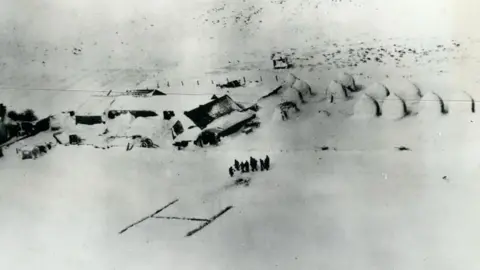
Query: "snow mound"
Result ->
[[284, 73, 298, 87], [446, 91, 475, 114], [292, 79, 313, 101], [281, 87, 302, 105], [106, 112, 135, 136], [364, 82, 390, 102], [417, 91, 448, 117], [326, 80, 349, 103], [128, 117, 162, 137], [337, 72, 356, 91], [353, 93, 381, 119], [382, 94, 408, 120], [384, 79, 422, 101], [50, 112, 76, 131]]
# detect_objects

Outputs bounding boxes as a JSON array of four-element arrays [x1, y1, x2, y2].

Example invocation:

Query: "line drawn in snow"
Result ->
[[118, 198, 233, 238], [118, 199, 179, 235]]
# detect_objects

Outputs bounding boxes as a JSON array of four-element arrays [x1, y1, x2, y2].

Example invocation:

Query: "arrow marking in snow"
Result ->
[[118, 199, 179, 235], [154, 216, 210, 222], [185, 206, 233, 237]]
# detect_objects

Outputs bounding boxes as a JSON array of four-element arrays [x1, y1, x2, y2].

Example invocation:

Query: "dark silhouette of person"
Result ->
[[240, 162, 245, 173], [265, 155, 270, 170], [259, 159, 265, 171], [250, 157, 258, 172], [244, 160, 250, 172], [234, 159, 240, 171], [229, 166, 234, 177]]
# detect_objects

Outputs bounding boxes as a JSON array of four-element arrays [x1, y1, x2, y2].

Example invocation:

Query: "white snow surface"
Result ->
[[3, 0, 480, 269]]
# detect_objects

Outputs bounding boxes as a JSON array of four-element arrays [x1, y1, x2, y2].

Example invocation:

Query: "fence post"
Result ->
[[226, 78, 229, 83], [260, 76, 263, 82], [243, 77, 246, 84], [181, 81, 184, 86], [275, 75, 278, 82], [197, 80, 199, 86], [167, 81, 170, 87]]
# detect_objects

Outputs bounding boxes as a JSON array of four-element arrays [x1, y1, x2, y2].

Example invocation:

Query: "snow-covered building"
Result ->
[[174, 95, 257, 148]]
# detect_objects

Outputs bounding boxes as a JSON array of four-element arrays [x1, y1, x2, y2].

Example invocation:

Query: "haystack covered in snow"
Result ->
[[353, 94, 381, 119], [417, 91, 448, 117], [337, 72, 356, 92], [385, 80, 422, 101], [325, 80, 349, 103], [280, 87, 303, 106], [284, 73, 298, 87], [292, 79, 313, 102], [382, 94, 408, 120], [274, 101, 300, 121], [446, 91, 475, 114], [364, 82, 390, 102]]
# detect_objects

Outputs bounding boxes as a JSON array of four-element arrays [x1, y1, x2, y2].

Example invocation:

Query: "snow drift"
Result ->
[[326, 80, 349, 103], [417, 91, 448, 117], [353, 93, 381, 119], [382, 94, 409, 120], [337, 72, 356, 92], [364, 82, 390, 102]]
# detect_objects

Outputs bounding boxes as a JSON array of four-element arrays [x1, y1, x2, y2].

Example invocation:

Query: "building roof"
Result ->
[[108, 95, 211, 113], [183, 95, 245, 129], [205, 110, 256, 131]]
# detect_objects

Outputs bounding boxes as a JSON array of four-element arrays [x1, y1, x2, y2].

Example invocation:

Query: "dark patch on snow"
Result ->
[[396, 146, 411, 151]]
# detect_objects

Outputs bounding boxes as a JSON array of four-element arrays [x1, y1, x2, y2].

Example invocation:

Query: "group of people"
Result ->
[[229, 155, 270, 177]]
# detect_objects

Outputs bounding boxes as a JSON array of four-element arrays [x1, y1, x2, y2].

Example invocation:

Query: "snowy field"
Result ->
[[2, 0, 480, 269]]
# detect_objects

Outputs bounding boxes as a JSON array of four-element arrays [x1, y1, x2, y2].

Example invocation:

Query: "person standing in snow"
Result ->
[[244, 160, 250, 172], [228, 166, 234, 177], [259, 158, 265, 171], [240, 162, 245, 173], [234, 159, 240, 171], [250, 157, 258, 172], [265, 155, 270, 171]]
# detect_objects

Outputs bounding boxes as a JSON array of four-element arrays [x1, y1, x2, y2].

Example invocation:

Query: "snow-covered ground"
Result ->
[[2, 0, 480, 269]]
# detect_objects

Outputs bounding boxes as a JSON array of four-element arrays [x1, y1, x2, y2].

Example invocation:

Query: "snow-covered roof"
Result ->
[[109, 95, 211, 113], [173, 126, 202, 142], [206, 110, 256, 131], [76, 96, 116, 115]]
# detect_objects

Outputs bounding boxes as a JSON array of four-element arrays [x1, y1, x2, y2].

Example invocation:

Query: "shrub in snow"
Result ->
[[364, 82, 390, 102], [382, 94, 408, 120], [446, 91, 475, 114], [417, 91, 448, 117], [353, 93, 381, 119], [7, 109, 38, 122], [325, 80, 349, 103], [337, 72, 356, 92]]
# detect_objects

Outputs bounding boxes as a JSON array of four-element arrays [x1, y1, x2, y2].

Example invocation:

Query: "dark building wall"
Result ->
[[75, 115, 104, 125]]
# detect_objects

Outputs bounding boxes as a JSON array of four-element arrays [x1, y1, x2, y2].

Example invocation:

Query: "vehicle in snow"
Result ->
[[216, 79, 244, 89], [16, 142, 54, 160], [271, 52, 293, 69]]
